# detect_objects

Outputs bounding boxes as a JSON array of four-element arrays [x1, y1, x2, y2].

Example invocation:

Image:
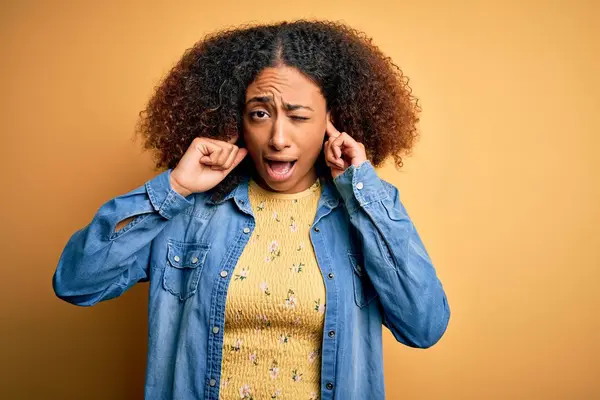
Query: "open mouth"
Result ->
[[264, 159, 298, 181]]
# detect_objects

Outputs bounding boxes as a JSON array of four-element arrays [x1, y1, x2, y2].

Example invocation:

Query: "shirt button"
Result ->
[[212, 326, 220, 334], [313, 227, 320, 232], [328, 330, 336, 338], [209, 378, 217, 387], [220, 270, 228, 278], [356, 182, 364, 190], [173, 255, 180, 262], [327, 272, 334, 279], [191, 257, 199, 264], [326, 382, 334, 390], [243, 227, 250, 234]]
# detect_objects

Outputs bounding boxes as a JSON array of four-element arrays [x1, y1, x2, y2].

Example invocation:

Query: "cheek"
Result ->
[[242, 127, 264, 154], [301, 125, 326, 154]]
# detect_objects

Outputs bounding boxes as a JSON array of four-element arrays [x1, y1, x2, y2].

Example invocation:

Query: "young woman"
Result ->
[[53, 20, 450, 400]]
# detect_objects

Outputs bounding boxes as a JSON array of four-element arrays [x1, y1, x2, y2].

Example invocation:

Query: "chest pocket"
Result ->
[[348, 252, 378, 308], [163, 241, 210, 301]]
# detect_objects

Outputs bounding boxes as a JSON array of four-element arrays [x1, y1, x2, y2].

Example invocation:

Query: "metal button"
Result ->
[[173, 255, 180, 262], [243, 227, 250, 234], [356, 182, 364, 190], [191, 257, 199, 264], [212, 326, 220, 334], [220, 270, 228, 278], [209, 378, 217, 387], [328, 330, 335, 338], [313, 227, 320, 232], [327, 272, 334, 279], [326, 382, 334, 390]]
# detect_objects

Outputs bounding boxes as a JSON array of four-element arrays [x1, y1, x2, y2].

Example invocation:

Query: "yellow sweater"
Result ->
[[219, 178, 325, 400]]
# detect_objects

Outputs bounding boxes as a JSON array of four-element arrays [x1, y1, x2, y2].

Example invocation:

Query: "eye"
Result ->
[[290, 116, 310, 121], [250, 110, 270, 120]]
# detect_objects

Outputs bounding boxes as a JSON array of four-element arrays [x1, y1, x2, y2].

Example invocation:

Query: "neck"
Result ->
[[253, 167, 318, 194]]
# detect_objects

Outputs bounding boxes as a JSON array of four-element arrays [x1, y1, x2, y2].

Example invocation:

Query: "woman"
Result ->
[[53, 20, 450, 400]]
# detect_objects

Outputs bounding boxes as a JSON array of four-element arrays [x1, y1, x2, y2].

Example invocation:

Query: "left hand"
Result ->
[[324, 120, 368, 179]]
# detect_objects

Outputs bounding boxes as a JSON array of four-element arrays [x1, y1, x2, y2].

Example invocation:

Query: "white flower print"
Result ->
[[259, 281, 271, 296], [278, 334, 290, 344], [234, 267, 249, 281], [308, 349, 319, 364], [284, 289, 297, 309], [239, 384, 253, 399], [222, 377, 231, 388], [249, 352, 258, 366], [292, 369, 303, 382], [269, 360, 280, 379], [256, 314, 271, 330], [272, 211, 281, 222], [268, 240, 279, 252], [230, 338, 242, 352], [290, 216, 298, 232], [267, 240, 281, 261], [314, 298, 325, 314], [257, 201, 265, 211], [296, 242, 305, 251], [309, 392, 319, 400], [271, 388, 281, 399], [290, 262, 304, 273]]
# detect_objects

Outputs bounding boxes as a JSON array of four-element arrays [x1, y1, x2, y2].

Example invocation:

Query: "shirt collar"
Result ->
[[206, 175, 340, 211]]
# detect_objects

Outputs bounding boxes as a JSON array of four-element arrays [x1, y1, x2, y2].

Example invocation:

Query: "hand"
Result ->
[[170, 136, 248, 196], [323, 120, 367, 179]]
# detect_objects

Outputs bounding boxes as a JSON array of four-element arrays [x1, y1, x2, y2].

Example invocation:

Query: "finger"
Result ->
[[333, 132, 360, 158], [224, 147, 248, 172], [198, 144, 223, 165], [203, 137, 238, 148], [219, 146, 239, 170], [215, 145, 234, 166], [325, 159, 345, 171], [331, 134, 349, 160], [326, 120, 342, 139], [209, 148, 236, 170], [324, 139, 344, 168]]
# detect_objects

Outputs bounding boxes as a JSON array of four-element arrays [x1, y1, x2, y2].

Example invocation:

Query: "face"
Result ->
[[243, 65, 329, 194]]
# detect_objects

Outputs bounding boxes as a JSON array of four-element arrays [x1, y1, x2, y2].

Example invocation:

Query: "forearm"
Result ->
[[334, 161, 450, 348]]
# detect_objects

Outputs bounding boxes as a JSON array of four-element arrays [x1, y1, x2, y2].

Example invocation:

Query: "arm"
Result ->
[[334, 161, 450, 348], [52, 170, 194, 306]]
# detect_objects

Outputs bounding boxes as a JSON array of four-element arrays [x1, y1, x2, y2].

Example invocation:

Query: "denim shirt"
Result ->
[[53, 161, 450, 400]]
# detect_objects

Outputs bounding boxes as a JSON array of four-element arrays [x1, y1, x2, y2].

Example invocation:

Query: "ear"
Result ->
[[324, 110, 332, 142]]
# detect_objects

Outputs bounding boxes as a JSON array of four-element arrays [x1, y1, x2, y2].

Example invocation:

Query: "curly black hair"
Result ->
[[136, 19, 420, 199]]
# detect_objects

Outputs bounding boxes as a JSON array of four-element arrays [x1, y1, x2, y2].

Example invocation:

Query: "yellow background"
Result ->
[[1, 0, 598, 398]]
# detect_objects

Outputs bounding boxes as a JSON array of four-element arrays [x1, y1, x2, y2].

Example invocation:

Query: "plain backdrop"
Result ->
[[1, 0, 598, 399]]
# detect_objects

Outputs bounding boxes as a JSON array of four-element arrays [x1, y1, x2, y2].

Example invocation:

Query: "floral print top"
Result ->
[[219, 178, 325, 400]]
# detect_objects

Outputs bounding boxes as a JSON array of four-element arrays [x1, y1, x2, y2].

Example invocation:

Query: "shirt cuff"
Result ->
[[145, 170, 194, 220], [333, 161, 388, 213]]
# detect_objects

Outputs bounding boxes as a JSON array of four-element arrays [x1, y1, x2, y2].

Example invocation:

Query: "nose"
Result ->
[[268, 116, 292, 151]]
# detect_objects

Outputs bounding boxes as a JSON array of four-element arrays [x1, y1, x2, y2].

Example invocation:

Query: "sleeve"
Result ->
[[52, 169, 194, 306], [334, 161, 450, 348]]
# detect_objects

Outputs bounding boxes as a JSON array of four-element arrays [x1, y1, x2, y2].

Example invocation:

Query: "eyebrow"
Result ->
[[245, 95, 314, 112]]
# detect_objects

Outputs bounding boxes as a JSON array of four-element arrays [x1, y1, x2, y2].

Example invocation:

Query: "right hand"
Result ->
[[170, 136, 248, 197]]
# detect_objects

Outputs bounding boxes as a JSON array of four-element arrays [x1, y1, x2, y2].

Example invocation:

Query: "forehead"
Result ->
[[245, 66, 323, 102]]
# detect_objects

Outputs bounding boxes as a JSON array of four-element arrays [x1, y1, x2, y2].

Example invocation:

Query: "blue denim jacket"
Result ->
[[53, 161, 450, 400]]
